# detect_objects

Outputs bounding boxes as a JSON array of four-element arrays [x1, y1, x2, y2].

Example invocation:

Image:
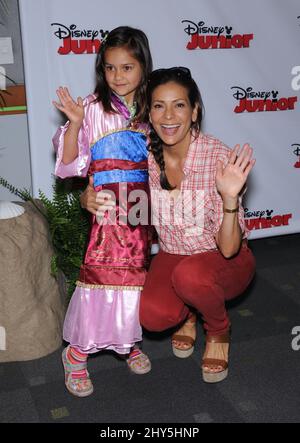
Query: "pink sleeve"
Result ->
[[53, 109, 91, 179]]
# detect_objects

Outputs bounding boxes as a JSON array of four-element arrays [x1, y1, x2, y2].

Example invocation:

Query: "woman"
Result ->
[[80, 66, 256, 383]]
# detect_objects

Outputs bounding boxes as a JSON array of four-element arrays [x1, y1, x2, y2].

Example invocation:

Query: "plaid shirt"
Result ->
[[149, 133, 248, 255]]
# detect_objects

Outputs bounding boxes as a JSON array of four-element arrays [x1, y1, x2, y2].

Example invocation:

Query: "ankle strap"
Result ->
[[206, 332, 230, 343]]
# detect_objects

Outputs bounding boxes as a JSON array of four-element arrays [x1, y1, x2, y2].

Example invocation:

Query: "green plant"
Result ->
[[0, 176, 90, 301]]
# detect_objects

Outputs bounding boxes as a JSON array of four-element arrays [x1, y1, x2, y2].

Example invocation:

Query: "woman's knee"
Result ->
[[139, 296, 163, 331], [140, 296, 187, 332]]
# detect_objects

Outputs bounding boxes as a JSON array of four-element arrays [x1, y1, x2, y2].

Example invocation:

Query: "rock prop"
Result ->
[[0, 201, 65, 361], [0, 201, 25, 219]]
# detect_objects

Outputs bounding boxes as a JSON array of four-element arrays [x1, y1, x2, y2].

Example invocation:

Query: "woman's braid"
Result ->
[[148, 127, 175, 190]]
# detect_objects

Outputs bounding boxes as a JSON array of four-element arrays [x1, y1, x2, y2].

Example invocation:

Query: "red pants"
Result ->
[[140, 243, 255, 335]]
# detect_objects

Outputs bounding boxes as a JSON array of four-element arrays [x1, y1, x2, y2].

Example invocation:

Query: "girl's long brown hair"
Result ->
[[94, 26, 153, 123]]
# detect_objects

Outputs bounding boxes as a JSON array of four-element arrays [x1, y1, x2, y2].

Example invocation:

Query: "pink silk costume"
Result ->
[[53, 94, 151, 355]]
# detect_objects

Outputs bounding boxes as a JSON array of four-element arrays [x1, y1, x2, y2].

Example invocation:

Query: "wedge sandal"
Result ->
[[202, 332, 230, 383], [172, 313, 197, 358]]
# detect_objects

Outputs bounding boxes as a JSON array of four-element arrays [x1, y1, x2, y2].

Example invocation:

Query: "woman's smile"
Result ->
[[150, 81, 198, 151], [160, 124, 181, 136]]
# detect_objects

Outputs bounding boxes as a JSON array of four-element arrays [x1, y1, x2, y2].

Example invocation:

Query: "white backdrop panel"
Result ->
[[19, 0, 300, 239]]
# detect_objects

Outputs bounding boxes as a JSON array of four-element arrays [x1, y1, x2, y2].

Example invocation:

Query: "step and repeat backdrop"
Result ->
[[19, 0, 300, 239]]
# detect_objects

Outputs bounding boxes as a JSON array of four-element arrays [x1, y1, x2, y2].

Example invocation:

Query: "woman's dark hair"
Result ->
[[94, 26, 153, 122], [147, 67, 204, 190]]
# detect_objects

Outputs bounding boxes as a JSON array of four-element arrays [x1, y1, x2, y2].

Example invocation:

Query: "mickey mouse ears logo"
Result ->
[[51, 23, 110, 55], [181, 19, 254, 50]]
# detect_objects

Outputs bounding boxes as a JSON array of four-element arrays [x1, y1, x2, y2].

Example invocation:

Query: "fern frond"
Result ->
[[0, 177, 31, 201], [0, 176, 90, 304]]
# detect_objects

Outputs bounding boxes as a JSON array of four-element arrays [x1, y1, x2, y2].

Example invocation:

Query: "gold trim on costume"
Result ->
[[88, 254, 135, 263], [82, 265, 145, 270], [90, 127, 147, 148], [76, 281, 143, 290]]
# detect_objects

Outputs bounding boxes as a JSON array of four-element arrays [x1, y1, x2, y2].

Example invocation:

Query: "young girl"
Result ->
[[52, 26, 153, 397]]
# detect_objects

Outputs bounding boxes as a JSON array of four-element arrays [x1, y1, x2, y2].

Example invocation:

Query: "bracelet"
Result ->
[[223, 206, 239, 213]]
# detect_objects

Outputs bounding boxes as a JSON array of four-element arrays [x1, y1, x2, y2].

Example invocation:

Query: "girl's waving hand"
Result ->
[[53, 86, 84, 128]]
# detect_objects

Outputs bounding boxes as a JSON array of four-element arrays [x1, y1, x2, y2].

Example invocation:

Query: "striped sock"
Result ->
[[129, 348, 142, 359], [67, 346, 88, 379]]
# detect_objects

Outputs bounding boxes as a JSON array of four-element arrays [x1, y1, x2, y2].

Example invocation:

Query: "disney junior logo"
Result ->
[[244, 208, 292, 231], [181, 20, 253, 50], [231, 86, 297, 113], [51, 23, 109, 55]]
